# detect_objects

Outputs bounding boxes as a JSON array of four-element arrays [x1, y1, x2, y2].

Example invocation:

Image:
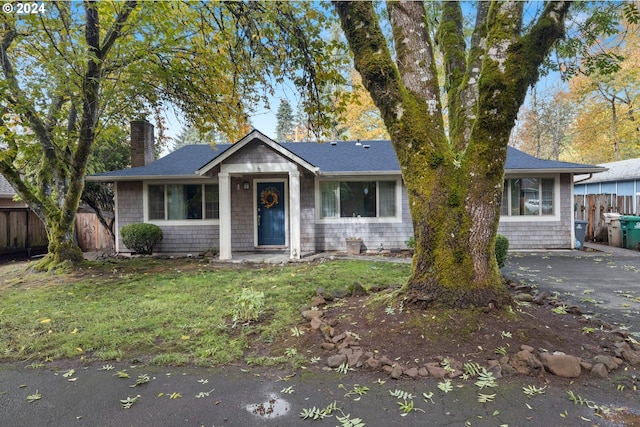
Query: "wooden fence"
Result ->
[[0, 209, 48, 257], [573, 194, 637, 242], [75, 212, 113, 252], [0, 209, 112, 259]]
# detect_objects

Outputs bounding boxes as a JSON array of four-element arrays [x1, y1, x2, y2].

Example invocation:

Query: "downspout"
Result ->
[[574, 173, 593, 184]]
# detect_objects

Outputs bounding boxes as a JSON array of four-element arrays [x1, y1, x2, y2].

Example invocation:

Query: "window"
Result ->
[[501, 178, 554, 217], [320, 180, 396, 218], [148, 184, 219, 221]]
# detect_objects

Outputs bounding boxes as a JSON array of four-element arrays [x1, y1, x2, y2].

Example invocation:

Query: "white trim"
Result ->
[[142, 180, 220, 225], [114, 181, 120, 251], [221, 162, 298, 174], [198, 130, 319, 175], [254, 178, 289, 248], [314, 177, 403, 224], [500, 174, 561, 223], [219, 173, 232, 260]]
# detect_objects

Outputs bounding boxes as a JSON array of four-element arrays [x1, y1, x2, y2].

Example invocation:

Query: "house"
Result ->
[[0, 174, 48, 258], [87, 121, 604, 259], [574, 157, 640, 241]]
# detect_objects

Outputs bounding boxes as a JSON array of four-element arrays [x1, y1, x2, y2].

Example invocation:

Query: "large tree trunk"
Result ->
[[336, 1, 571, 309]]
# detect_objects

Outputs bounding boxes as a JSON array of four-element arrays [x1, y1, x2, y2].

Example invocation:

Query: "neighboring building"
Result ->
[[574, 158, 640, 242], [0, 174, 48, 258], [88, 123, 604, 259]]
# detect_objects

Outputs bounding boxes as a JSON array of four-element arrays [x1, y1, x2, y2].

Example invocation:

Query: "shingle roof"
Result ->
[[0, 174, 17, 197], [574, 157, 640, 184], [88, 137, 603, 180]]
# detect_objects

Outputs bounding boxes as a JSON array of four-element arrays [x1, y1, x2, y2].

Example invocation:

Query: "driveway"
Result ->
[[502, 243, 640, 337]]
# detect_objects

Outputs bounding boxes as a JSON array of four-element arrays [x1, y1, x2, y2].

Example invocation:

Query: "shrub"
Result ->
[[495, 234, 509, 268], [405, 236, 416, 249], [120, 223, 163, 255], [231, 288, 265, 328]]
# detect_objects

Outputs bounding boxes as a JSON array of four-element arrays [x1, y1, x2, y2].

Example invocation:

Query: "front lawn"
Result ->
[[0, 258, 409, 366]]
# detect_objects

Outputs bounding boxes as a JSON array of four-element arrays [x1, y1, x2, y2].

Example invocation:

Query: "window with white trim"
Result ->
[[501, 178, 554, 216], [320, 181, 396, 218], [148, 184, 219, 220]]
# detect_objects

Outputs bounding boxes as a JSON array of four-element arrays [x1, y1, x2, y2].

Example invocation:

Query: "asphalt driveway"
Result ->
[[502, 243, 640, 337]]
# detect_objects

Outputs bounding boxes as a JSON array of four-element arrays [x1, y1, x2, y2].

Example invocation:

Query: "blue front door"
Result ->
[[257, 182, 286, 246]]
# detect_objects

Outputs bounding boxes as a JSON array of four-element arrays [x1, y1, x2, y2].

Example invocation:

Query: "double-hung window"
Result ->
[[501, 178, 554, 217], [148, 184, 219, 220], [320, 180, 396, 218]]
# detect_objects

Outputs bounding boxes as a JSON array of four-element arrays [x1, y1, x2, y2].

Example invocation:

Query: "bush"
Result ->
[[495, 234, 509, 268], [120, 223, 163, 255], [231, 288, 265, 328]]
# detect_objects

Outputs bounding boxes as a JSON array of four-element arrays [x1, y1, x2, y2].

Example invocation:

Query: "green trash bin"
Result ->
[[620, 216, 640, 250]]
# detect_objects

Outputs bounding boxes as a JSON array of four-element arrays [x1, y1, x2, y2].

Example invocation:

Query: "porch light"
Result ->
[[243, 181, 250, 190]]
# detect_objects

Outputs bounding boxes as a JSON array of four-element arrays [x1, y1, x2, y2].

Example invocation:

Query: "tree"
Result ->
[[0, 1, 345, 269], [335, 1, 573, 308], [335, 70, 389, 141], [512, 87, 575, 160], [171, 125, 224, 152], [276, 99, 295, 142]]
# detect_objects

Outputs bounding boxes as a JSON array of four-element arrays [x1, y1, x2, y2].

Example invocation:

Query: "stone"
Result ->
[[539, 352, 582, 378], [382, 365, 393, 375], [327, 354, 347, 368], [332, 333, 347, 344], [405, 367, 419, 378], [351, 282, 368, 297], [509, 350, 542, 376], [310, 296, 326, 307], [514, 293, 534, 302], [301, 310, 324, 321], [425, 363, 448, 379], [310, 316, 323, 330], [365, 357, 381, 370], [594, 355, 620, 371], [320, 325, 334, 341], [621, 349, 640, 366], [487, 363, 503, 379], [320, 342, 335, 351], [390, 365, 404, 379], [338, 347, 353, 356], [591, 363, 609, 378], [379, 356, 393, 366], [418, 367, 429, 377], [348, 350, 364, 367], [520, 345, 535, 353]]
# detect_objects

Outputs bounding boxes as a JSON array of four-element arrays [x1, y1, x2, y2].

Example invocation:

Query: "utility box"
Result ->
[[604, 213, 622, 248], [620, 216, 640, 250]]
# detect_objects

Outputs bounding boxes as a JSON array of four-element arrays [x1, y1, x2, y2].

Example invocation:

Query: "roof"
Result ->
[[0, 174, 17, 197], [574, 157, 640, 184], [87, 131, 604, 181]]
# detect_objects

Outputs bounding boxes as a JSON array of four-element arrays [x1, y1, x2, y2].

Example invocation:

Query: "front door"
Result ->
[[257, 182, 286, 246]]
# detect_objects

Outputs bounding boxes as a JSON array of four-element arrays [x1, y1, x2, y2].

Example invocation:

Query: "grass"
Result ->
[[0, 258, 409, 366]]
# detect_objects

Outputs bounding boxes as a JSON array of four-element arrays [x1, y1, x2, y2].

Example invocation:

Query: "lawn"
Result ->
[[0, 258, 410, 367]]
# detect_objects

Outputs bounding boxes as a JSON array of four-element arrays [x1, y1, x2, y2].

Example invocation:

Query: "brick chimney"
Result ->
[[130, 120, 155, 167]]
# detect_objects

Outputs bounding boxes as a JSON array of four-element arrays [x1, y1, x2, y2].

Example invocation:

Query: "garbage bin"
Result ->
[[574, 220, 589, 250], [620, 216, 640, 250], [604, 213, 622, 247]]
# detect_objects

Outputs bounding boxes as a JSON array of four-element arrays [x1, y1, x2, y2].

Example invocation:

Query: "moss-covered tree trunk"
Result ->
[[335, 1, 571, 308]]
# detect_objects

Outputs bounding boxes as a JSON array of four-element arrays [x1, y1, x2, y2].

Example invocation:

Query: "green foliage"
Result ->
[[495, 234, 509, 268], [120, 223, 163, 255], [405, 236, 415, 249], [276, 99, 295, 142], [231, 288, 265, 327]]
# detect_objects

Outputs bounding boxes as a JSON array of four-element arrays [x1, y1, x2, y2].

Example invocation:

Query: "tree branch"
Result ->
[[100, 1, 137, 59]]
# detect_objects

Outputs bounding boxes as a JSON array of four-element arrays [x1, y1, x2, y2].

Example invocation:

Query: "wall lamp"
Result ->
[[243, 181, 250, 190]]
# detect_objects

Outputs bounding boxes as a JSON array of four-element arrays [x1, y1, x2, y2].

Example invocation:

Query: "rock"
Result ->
[[567, 305, 583, 315], [316, 287, 333, 301], [351, 282, 368, 297], [621, 349, 640, 366], [365, 357, 381, 370], [338, 347, 353, 356], [379, 356, 393, 366], [382, 365, 393, 375], [348, 351, 364, 367], [521, 344, 535, 353], [310, 316, 323, 330], [514, 293, 534, 302], [539, 352, 582, 378], [594, 355, 620, 371], [591, 363, 609, 378], [509, 350, 543, 376], [487, 362, 503, 379], [405, 367, 419, 378], [320, 342, 335, 351], [418, 367, 429, 377], [301, 310, 324, 321], [310, 296, 326, 307], [532, 292, 548, 305], [332, 289, 350, 299], [580, 362, 593, 371], [390, 365, 404, 379], [327, 354, 347, 368], [425, 363, 448, 379], [320, 325, 334, 341], [332, 332, 347, 344]]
